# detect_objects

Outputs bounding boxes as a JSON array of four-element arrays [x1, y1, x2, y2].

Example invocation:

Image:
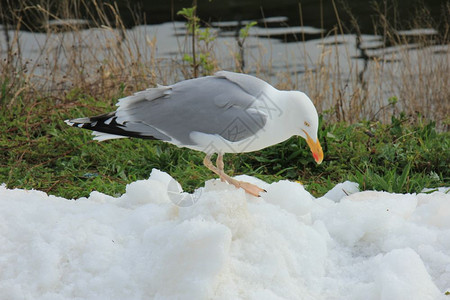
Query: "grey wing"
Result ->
[[213, 71, 274, 97], [115, 76, 268, 145]]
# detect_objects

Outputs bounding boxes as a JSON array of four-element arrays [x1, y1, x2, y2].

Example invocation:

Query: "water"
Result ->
[[5, 0, 443, 34]]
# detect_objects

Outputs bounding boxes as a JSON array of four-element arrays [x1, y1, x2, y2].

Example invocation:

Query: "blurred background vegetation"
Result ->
[[1, 0, 449, 198]]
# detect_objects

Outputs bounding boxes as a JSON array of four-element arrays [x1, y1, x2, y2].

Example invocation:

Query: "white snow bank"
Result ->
[[1, 170, 449, 300]]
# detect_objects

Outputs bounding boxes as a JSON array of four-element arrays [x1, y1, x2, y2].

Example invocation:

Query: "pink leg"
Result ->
[[203, 154, 265, 197], [216, 154, 225, 182]]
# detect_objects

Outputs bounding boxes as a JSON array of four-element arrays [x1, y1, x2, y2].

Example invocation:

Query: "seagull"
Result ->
[[65, 71, 323, 196]]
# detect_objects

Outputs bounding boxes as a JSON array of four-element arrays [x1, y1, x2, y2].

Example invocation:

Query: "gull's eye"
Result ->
[[304, 121, 311, 127]]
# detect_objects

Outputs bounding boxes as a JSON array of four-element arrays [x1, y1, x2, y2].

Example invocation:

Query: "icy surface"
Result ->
[[1, 169, 449, 299]]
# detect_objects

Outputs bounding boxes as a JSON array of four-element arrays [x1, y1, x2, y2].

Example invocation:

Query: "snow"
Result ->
[[1, 169, 449, 299]]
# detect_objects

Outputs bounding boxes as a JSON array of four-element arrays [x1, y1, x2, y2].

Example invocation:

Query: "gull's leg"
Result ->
[[216, 154, 225, 182], [217, 169, 266, 197], [203, 154, 265, 197], [203, 154, 221, 176]]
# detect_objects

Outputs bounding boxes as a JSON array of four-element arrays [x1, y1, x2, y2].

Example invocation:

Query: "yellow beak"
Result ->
[[303, 130, 324, 164]]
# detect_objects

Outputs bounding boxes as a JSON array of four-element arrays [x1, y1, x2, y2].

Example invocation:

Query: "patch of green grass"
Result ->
[[1, 95, 448, 198]]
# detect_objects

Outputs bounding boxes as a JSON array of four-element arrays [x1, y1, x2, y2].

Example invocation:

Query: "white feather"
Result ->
[[92, 131, 127, 141], [64, 119, 74, 126], [116, 86, 171, 110]]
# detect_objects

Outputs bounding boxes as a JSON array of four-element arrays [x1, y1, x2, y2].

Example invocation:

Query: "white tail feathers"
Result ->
[[92, 131, 127, 141]]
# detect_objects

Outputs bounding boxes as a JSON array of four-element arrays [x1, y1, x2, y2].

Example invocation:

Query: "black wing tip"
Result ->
[[64, 112, 115, 128], [64, 113, 160, 140]]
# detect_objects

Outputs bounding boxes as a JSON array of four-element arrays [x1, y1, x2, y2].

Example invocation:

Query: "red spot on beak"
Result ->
[[313, 152, 319, 162]]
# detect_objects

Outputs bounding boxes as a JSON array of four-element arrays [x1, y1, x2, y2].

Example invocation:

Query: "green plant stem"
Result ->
[[192, 0, 198, 78]]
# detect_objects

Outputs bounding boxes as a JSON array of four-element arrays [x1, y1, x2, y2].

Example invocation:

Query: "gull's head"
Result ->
[[289, 91, 324, 164]]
